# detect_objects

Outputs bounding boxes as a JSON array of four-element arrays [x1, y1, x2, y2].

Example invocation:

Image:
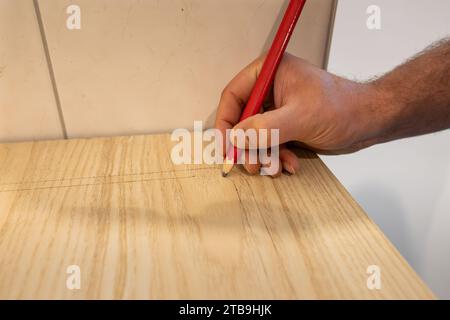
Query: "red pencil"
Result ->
[[222, 0, 307, 176]]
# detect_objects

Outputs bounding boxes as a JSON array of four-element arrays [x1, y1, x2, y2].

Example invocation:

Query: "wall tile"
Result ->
[[38, 0, 334, 138], [0, 0, 64, 142]]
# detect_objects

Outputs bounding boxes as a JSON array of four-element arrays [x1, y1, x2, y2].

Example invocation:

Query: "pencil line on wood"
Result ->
[[0, 175, 196, 193], [0, 167, 218, 186]]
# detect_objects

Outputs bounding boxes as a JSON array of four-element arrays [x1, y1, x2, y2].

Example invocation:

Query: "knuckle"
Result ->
[[220, 86, 230, 100], [252, 115, 267, 129]]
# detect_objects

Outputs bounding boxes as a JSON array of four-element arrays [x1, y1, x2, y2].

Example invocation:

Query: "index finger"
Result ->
[[214, 56, 265, 141]]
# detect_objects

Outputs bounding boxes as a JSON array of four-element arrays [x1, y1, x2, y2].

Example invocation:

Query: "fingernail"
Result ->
[[282, 162, 296, 175]]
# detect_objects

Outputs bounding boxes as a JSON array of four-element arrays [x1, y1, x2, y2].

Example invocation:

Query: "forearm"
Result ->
[[363, 38, 450, 145]]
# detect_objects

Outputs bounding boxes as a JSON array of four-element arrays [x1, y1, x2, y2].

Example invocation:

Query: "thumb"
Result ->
[[231, 105, 297, 149]]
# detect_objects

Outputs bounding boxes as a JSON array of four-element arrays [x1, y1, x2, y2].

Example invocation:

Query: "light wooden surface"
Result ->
[[0, 134, 434, 299], [0, 0, 63, 142], [37, 0, 334, 138]]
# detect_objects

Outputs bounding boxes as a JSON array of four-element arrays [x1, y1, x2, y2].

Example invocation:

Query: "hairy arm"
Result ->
[[368, 38, 450, 145], [215, 38, 450, 175]]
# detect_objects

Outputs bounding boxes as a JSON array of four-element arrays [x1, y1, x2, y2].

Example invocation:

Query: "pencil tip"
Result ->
[[221, 159, 234, 177]]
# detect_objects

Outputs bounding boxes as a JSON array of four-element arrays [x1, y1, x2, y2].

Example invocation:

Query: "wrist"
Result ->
[[350, 80, 399, 148]]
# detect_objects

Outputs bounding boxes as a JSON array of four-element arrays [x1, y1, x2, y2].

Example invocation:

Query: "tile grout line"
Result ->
[[323, 0, 338, 71], [32, 0, 68, 139]]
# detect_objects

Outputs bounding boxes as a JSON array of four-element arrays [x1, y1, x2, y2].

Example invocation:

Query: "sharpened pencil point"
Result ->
[[221, 158, 235, 177]]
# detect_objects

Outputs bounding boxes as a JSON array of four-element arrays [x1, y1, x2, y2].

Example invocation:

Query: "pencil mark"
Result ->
[[0, 167, 218, 187], [0, 175, 196, 193]]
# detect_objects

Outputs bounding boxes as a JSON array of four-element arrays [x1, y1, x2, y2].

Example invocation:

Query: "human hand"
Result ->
[[215, 53, 381, 176]]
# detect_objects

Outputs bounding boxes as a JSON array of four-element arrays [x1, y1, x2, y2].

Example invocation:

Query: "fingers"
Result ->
[[215, 55, 300, 177], [242, 149, 261, 175], [240, 145, 299, 178], [215, 56, 265, 152], [280, 147, 300, 175], [261, 156, 283, 177], [231, 105, 298, 149]]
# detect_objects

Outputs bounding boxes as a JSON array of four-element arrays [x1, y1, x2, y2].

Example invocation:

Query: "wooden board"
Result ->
[[37, 0, 334, 138], [0, 134, 434, 299], [0, 0, 64, 142]]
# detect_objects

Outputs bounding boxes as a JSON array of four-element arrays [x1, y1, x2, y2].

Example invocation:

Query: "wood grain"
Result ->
[[0, 134, 434, 299]]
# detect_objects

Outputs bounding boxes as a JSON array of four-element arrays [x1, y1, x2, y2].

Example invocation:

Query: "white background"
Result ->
[[325, 0, 450, 298]]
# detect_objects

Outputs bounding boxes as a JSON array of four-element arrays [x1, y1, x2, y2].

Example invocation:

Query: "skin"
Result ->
[[215, 38, 450, 176]]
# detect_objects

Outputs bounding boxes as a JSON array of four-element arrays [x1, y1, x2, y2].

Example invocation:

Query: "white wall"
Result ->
[[325, 0, 450, 298], [0, 0, 334, 142]]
